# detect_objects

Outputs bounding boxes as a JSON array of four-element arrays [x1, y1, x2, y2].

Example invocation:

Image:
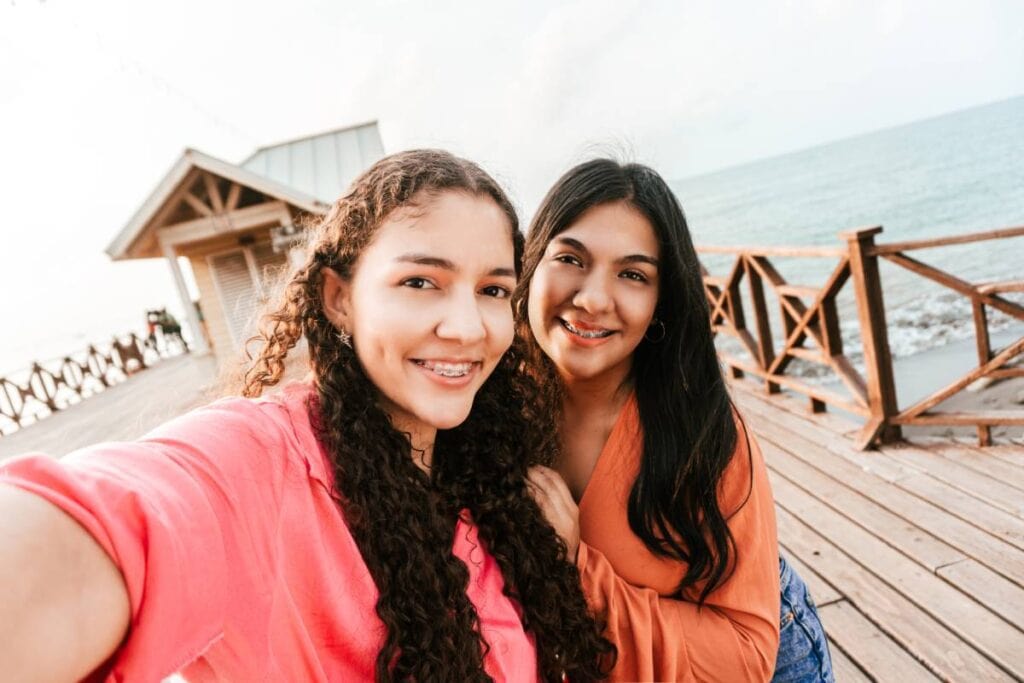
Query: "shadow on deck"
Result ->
[[730, 379, 1024, 681]]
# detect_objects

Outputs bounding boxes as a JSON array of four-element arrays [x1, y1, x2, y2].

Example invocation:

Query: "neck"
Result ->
[[560, 365, 633, 420]]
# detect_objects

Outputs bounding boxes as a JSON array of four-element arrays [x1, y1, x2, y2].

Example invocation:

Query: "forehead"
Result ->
[[555, 201, 659, 256], [362, 192, 515, 268]]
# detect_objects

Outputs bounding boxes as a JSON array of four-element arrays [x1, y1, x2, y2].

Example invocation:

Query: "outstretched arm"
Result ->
[[0, 484, 130, 682]]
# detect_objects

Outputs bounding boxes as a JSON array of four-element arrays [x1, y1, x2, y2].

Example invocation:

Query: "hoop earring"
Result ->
[[644, 318, 666, 343], [337, 328, 352, 348]]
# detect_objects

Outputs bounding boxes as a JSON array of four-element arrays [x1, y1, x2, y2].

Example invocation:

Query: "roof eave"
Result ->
[[106, 149, 331, 262]]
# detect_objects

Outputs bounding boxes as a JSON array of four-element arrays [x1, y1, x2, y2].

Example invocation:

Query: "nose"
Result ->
[[572, 273, 614, 314], [435, 288, 487, 344]]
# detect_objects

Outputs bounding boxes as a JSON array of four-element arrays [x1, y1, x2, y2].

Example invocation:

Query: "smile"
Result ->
[[560, 319, 615, 339], [412, 359, 477, 378]]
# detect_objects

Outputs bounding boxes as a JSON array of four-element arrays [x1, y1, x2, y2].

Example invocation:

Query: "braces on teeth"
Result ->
[[417, 361, 472, 377], [563, 321, 612, 339]]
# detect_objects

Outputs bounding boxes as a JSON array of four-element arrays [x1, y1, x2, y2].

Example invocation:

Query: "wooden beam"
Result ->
[[972, 300, 993, 446], [145, 168, 201, 231], [841, 227, 900, 445], [978, 280, 1024, 295], [883, 253, 1024, 322], [897, 335, 1024, 420], [870, 224, 1024, 255], [157, 200, 291, 248], [225, 182, 242, 211], [696, 244, 846, 258], [744, 255, 776, 370], [204, 172, 225, 214], [719, 352, 870, 417], [183, 191, 213, 217], [892, 411, 1024, 426]]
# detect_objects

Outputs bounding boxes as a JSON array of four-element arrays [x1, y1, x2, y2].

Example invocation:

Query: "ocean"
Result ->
[[672, 94, 1024, 368]]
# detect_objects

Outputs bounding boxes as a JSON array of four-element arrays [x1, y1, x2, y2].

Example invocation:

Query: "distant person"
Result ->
[[156, 308, 189, 352], [519, 159, 834, 682], [0, 150, 612, 681], [145, 309, 159, 350]]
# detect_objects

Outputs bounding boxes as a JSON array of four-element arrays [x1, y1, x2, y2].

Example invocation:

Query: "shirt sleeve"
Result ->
[[0, 396, 297, 681], [576, 423, 780, 683]]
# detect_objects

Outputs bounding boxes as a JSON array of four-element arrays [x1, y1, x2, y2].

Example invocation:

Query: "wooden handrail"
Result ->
[[701, 223, 1024, 448], [696, 244, 847, 258], [869, 225, 1024, 255], [0, 332, 187, 438]]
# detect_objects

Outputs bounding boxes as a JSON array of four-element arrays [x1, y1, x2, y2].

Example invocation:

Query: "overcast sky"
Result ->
[[1, 0, 1023, 373]]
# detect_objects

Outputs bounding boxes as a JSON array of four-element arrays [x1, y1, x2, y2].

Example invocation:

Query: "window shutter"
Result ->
[[210, 250, 260, 347], [251, 242, 289, 297]]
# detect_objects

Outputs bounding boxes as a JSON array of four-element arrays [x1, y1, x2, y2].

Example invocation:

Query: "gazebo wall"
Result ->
[[181, 231, 290, 368]]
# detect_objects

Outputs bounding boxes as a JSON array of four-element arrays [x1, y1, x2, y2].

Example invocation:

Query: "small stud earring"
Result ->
[[338, 328, 352, 348]]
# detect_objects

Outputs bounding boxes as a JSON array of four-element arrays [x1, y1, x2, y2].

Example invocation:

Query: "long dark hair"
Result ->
[[515, 158, 749, 605], [242, 150, 613, 681]]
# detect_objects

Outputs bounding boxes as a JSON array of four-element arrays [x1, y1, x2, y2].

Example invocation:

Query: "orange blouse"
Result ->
[[576, 394, 780, 682]]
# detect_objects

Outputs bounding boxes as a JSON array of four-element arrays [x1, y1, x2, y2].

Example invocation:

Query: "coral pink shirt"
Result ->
[[576, 394, 780, 682], [0, 383, 538, 682]]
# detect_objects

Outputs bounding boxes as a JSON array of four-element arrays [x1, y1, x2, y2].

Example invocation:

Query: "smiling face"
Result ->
[[323, 191, 517, 446], [527, 200, 660, 388]]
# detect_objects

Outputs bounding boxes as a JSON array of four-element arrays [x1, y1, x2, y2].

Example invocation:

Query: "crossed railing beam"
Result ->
[[0, 333, 179, 438], [698, 225, 1024, 448]]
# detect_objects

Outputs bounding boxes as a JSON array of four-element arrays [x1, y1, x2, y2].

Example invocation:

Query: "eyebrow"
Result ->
[[395, 253, 516, 278], [554, 236, 659, 268]]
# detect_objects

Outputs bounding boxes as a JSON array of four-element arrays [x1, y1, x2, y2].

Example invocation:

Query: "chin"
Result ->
[[419, 404, 474, 431]]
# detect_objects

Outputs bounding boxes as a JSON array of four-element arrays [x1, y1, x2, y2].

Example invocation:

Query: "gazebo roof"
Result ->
[[241, 120, 384, 203], [106, 121, 384, 260]]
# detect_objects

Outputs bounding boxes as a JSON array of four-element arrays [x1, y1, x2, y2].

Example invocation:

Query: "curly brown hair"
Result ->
[[240, 150, 613, 681]]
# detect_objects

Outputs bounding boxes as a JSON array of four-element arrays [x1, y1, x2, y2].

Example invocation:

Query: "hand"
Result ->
[[527, 466, 581, 562]]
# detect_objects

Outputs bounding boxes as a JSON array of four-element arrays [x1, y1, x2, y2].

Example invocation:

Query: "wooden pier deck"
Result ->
[[2, 354, 1023, 680], [730, 379, 1024, 682], [0, 354, 218, 462]]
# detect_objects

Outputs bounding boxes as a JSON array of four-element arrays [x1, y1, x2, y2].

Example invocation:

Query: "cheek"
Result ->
[[528, 268, 566, 324], [487, 303, 515, 352], [621, 288, 659, 333]]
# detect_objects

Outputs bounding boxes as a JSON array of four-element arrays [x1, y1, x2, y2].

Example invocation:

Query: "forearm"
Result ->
[[579, 541, 777, 682], [0, 484, 130, 682]]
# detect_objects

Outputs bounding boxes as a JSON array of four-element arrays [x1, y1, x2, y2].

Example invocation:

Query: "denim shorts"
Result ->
[[770, 555, 835, 683]]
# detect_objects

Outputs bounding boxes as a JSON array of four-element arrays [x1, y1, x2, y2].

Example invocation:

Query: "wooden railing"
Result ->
[[699, 225, 1024, 449], [0, 333, 186, 437]]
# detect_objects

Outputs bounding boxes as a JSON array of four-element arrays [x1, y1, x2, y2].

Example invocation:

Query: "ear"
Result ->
[[320, 267, 353, 331]]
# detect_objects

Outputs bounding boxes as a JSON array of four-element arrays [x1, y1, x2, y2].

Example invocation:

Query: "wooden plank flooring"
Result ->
[[731, 379, 1024, 682]]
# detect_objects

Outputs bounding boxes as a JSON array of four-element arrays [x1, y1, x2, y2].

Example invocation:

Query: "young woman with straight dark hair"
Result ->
[[0, 150, 613, 682], [519, 158, 835, 682]]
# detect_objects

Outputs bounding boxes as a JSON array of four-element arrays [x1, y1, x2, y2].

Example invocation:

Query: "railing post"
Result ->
[[840, 226, 901, 448]]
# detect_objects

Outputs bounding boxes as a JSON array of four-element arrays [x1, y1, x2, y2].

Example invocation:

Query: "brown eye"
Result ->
[[481, 285, 511, 299], [402, 277, 436, 290], [554, 254, 583, 267]]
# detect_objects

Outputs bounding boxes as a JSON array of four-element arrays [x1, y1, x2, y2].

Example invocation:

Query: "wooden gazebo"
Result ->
[[105, 122, 384, 363]]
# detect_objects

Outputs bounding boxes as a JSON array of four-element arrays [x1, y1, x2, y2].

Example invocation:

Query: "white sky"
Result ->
[[1, 0, 1023, 372]]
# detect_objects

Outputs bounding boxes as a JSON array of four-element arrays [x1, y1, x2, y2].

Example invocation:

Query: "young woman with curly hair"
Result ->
[[0, 149, 613, 682], [519, 159, 835, 682]]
